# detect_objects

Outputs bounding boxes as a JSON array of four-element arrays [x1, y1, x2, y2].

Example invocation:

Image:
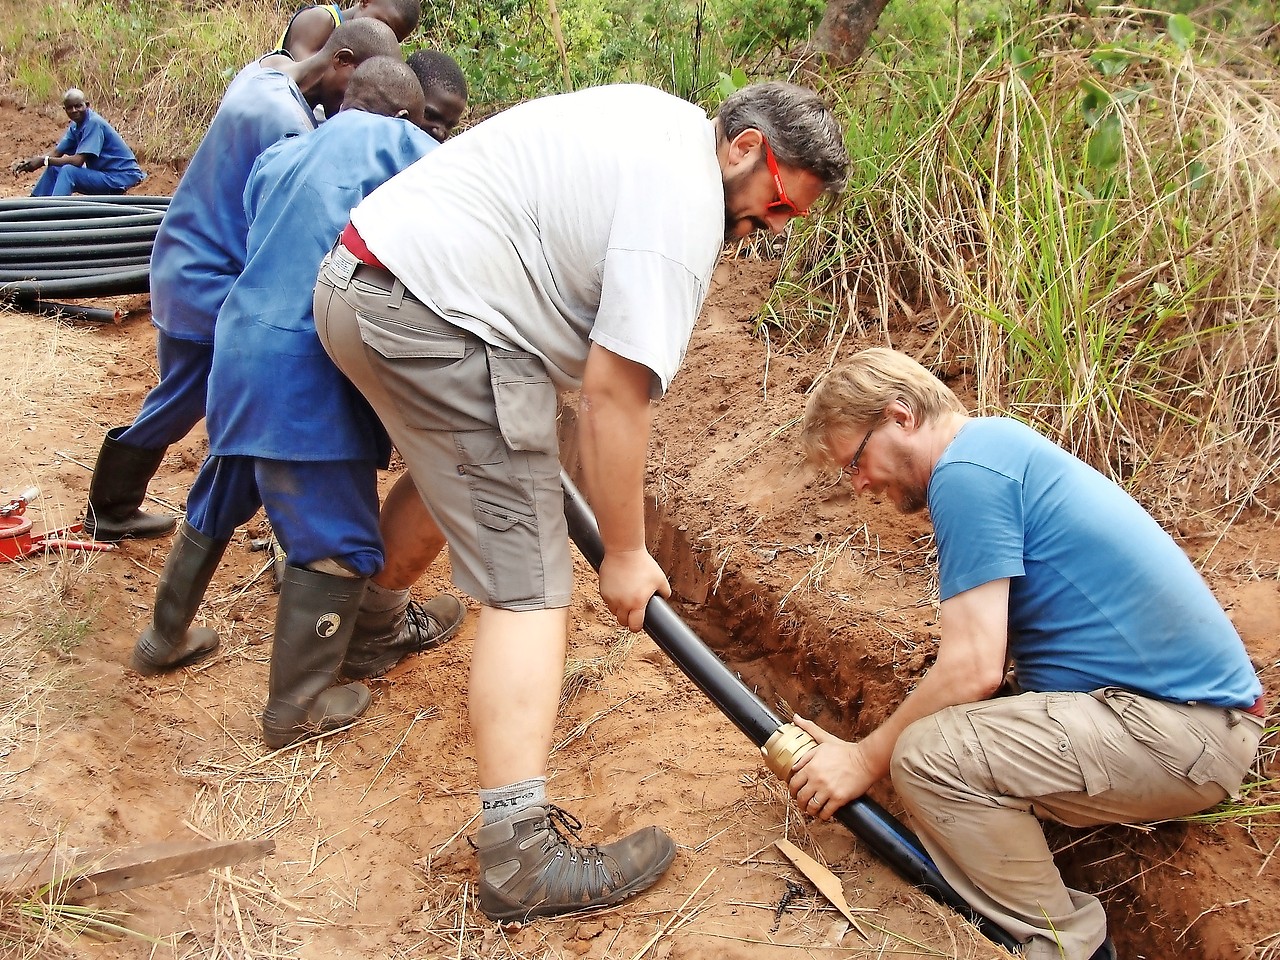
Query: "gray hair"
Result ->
[[717, 81, 848, 195], [63, 88, 86, 105]]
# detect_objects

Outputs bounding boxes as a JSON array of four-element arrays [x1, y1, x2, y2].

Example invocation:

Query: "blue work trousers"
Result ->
[[185, 454, 384, 576], [31, 164, 143, 197], [115, 333, 211, 450]]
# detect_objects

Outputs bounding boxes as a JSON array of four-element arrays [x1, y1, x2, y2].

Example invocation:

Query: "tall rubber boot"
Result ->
[[131, 521, 228, 675], [261, 565, 373, 750], [84, 427, 177, 541]]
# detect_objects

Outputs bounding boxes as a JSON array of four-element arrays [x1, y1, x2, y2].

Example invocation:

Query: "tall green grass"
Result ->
[[776, 11, 1280, 525]]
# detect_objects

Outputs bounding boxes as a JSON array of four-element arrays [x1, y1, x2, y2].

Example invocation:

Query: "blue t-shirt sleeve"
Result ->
[[55, 124, 76, 155], [930, 461, 1026, 600], [73, 117, 106, 158]]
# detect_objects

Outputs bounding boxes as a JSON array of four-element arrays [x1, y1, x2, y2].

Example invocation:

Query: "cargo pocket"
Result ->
[[1098, 688, 1251, 795], [457, 431, 543, 604], [1045, 694, 1114, 796], [487, 347, 557, 453]]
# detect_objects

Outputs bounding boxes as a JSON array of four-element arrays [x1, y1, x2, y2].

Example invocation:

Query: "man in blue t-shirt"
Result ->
[[791, 347, 1264, 960], [10, 89, 145, 196]]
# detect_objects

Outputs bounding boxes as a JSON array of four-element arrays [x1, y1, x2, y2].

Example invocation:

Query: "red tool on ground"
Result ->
[[0, 487, 115, 562]]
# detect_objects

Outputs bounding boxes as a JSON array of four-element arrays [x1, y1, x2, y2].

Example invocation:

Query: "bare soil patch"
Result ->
[[1, 100, 1278, 960]]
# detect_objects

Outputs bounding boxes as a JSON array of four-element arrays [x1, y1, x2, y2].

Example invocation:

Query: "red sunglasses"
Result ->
[[762, 138, 810, 217]]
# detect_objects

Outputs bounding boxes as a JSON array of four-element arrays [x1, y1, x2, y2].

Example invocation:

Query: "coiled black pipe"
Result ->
[[559, 471, 1020, 952], [0, 195, 170, 211], [0, 224, 161, 245], [0, 213, 162, 233], [0, 265, 152, 282], [0, 204, 162, 223], [0, 255, 152, 272], [0, 267, 150, 298], [0, 241, 157, 263]]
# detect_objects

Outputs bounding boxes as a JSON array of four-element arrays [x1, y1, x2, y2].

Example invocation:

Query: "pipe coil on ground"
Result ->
[[0, 196, 170, 308], [0, 267, 151, 298]]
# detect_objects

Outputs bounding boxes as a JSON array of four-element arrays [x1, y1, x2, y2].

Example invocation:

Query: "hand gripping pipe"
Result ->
[[559, 471, 1019, 951]]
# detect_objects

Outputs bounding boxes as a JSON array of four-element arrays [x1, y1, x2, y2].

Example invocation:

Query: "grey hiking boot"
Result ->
[[340, 594, 465, 680], [475, 805, 676, 923]]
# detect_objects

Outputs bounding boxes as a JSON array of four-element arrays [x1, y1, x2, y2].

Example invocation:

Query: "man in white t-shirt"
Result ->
[[313, 80, 848, 923]]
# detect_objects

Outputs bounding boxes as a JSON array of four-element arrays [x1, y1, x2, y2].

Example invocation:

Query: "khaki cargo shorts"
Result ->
[[314, 247, 572, 610]]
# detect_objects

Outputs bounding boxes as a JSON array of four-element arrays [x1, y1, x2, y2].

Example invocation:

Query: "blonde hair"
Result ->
[[802, 348, 965, 464]]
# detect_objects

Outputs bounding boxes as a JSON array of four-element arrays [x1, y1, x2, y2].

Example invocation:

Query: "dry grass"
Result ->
[[780, 12, 1280, 530]]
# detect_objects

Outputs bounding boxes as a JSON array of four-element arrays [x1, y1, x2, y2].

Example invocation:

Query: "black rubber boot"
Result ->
[[131, 521, 227, 675], [341, 593, 465, 680], [84, 426, 177, 541], [261, 565, 373, 750]]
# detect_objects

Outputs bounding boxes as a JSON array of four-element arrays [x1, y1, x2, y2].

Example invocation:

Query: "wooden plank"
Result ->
[[0, 838, 274, 901]]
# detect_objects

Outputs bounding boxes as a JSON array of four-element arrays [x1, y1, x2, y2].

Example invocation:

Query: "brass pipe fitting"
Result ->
[[761, 722, 818, 780]]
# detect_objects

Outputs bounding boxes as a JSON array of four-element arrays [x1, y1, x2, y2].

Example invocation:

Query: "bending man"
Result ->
[[791, 347, 1264, 960], [314, 80, 849, 923], [131, 56, 465, 748]]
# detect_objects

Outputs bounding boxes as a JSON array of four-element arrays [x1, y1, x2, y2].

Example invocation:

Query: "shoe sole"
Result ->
[[482, 837, 678, 924]]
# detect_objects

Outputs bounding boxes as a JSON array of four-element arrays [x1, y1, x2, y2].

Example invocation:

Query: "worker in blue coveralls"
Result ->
[[79, 17, 401, 547], [10, 88, 145, 196], [277, 0, 420, 60], [129, 55, 469, 749]]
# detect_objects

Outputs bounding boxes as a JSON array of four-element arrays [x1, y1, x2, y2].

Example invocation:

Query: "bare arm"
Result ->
[[281, 7, 336, 60], [789, 577, 1012, 819], [10, 149, 81, 175], [577, 343, 670, 631]]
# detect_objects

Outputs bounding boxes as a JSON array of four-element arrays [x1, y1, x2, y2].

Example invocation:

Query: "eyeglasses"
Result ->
[[842, 423, 878, 477], [762, 138, 810, 217]]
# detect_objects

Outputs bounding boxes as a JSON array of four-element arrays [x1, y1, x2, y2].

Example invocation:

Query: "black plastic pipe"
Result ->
[[559, 471, 1020, 951], [0, 196, 170, 211], [0, 255, 152, 272], [0, 224, 160, 245], [0, 265, 152, 282], [0, 267, 149, 298], [0, 241, 157, 263], [0, 213, 162, 233], [10, 298, 122, 323]]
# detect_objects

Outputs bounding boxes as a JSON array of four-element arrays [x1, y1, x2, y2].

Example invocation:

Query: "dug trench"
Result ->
[[610, 257, 1280, 960], [1, 252, 1276, 960]]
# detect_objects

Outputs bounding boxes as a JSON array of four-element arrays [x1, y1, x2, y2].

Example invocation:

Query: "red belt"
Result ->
[[1245, 695, 1266, 718], [340, 221, 387, 270]]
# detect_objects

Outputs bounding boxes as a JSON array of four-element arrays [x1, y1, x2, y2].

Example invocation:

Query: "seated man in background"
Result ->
[[10, 88, 145, 196], [131, 55, 465, 749], [277, 0, 420, 60], [790, 347, 1265, 960]]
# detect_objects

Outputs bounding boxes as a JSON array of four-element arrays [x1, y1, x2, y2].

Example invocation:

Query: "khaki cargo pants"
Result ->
[[891, 688, 1263, 960]]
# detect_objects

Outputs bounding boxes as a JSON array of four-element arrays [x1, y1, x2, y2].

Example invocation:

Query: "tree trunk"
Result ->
[[815, 0, 891, 65]]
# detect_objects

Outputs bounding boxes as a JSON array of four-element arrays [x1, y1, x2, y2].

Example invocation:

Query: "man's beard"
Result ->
[[896, 485, 928, 514]]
